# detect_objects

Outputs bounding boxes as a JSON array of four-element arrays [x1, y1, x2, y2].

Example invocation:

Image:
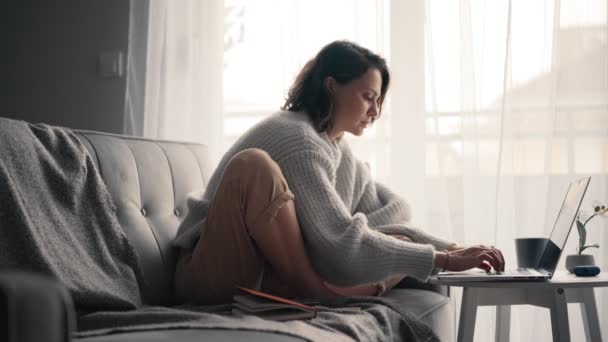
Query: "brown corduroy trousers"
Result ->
[[174, 148, 407, 305], [174, 149, 304, 304]]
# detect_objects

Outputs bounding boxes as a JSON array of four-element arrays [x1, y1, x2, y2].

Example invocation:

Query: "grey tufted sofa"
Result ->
[[1, 128, 454, 342]]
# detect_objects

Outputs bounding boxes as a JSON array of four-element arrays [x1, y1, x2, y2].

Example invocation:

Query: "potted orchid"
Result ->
[[565, 201, 608, 273]]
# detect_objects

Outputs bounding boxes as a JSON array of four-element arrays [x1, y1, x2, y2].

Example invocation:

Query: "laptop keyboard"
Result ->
[[486, 268, 536, 275], [515, 268, 535, 275]]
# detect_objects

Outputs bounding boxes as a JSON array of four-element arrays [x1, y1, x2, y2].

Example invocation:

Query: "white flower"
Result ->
[[578, 209, 592, 222]]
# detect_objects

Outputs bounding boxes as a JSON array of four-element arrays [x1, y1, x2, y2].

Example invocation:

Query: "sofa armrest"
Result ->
[[394, 276, 450, 297], [0, 270, 75, 342]]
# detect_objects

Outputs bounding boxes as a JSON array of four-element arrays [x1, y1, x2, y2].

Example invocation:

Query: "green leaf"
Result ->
[[579, 244, 600, 254], [576, 220, 586, 249]]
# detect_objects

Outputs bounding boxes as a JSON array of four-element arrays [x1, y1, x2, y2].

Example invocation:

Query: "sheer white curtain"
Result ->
[[139, 0, 607, 340], [221, 0, 387, 161], [390, 0, 607, 340], [142, 0, 224, 163]]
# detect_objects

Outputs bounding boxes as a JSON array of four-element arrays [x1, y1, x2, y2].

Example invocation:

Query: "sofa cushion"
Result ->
[[75, 131, 214, 306], [387, 288, 453, 342]]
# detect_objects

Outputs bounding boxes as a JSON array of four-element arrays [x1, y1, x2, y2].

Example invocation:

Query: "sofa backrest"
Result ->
[[75, 130, 214, 306]]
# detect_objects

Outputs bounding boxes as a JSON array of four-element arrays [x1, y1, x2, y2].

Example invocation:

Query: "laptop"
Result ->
[[436, 176, 591, 282]]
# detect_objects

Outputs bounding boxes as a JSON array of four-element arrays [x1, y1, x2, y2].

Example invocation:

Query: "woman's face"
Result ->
[[325, 67, 382, 140]]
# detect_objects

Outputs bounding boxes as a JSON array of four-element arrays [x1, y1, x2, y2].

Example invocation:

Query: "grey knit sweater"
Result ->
[[173, 111, 453, 285]]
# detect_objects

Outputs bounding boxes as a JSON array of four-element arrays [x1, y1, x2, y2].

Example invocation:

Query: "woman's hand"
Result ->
[[435, 245, 505, 273], [447, 243, 464, 252]]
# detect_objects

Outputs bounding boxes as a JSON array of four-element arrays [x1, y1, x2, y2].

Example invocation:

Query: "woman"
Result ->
[[173, 40, 504, 305]]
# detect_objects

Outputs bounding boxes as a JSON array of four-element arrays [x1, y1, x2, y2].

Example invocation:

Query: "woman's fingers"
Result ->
[[494, 248, 505, 272], [484, 247, 505, 272], [477, 252, 494, 268], [447, 245, 506, 272], [477, 251, 501, 272], [478, 260, 492, 271], [469, 246, 505, 272]]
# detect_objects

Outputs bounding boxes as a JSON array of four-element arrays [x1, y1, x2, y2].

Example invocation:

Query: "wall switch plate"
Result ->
[[98, 51, 123, 78]]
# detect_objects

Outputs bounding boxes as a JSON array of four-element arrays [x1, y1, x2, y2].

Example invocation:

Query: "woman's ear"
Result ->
[[324, 76, 336, 94]]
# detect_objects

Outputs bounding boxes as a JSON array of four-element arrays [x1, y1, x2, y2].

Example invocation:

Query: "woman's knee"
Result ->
[[225, 148, 284, 182]]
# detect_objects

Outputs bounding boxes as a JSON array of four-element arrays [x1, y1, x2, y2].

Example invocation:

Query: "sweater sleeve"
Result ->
[[355, 175, 454, 251], [355, 171, 412, 227], [279, 151, 437, 285], [372, 223, 454, 251]]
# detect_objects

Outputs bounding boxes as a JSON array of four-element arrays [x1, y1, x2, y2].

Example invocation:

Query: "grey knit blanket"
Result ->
[[0, 118, 143, 313], [76, 294, 439, 342], [0, 118, 438, 341]]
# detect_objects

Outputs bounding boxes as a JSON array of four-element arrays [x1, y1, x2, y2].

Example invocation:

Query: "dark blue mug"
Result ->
[[515, 237, 549, 268]]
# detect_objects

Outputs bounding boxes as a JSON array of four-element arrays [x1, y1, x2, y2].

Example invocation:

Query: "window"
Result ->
[[223, 0, 388, 177], [424, 0, 608, 176], [222, 0, 607, 179]]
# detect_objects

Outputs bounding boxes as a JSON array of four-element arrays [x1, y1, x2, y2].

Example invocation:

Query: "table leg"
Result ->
[[549, 287, 570, 342], [580, 288, 601, 342], [458, 287, 478, 342], [495, 305, 511, 342]]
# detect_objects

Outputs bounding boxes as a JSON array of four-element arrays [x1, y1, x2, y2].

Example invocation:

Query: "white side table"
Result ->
[[430, 271, 608, 342]]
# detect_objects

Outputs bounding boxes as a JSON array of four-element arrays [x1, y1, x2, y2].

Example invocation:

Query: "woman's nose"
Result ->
[[368, 102, 379, 118]]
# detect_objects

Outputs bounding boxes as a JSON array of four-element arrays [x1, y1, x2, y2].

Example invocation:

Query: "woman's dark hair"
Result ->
[[282, 40, 390, 132]]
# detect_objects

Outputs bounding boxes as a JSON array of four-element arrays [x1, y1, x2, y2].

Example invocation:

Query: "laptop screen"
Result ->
[[537, 177, 591, 274]]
